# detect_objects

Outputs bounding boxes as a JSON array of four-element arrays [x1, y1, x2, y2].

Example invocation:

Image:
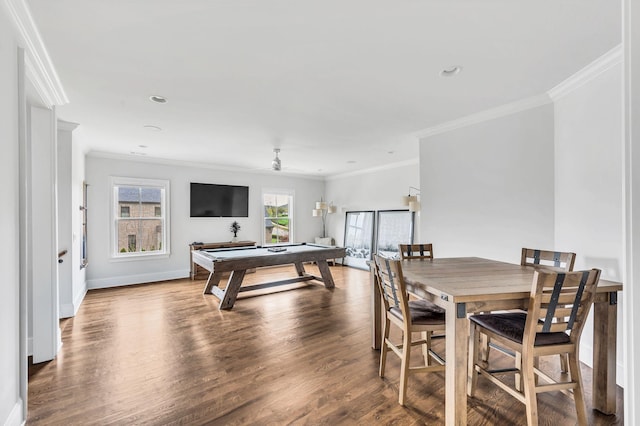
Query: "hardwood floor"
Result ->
[[28, 265, 623, 425]]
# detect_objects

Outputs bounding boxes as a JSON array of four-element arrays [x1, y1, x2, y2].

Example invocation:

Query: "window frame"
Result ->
[[262, 189, 294, 246], [110, 176, 171, 260]]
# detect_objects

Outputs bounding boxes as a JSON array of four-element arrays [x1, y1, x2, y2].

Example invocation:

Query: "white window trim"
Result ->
[[110, 176, 171, 261], [262, 188, 295, 246]]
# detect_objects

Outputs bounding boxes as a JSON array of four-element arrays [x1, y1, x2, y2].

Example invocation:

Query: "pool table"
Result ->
[[192, 243, 346, 309]]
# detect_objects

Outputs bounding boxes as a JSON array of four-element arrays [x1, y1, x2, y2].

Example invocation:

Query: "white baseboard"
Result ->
[[87, 269, 189, 289], [73, 284, 87, 314], [59, 284, 87, 318], [3, 398, 24, 426], [59, 303, 74, 318], [580, 342, 624, 387]]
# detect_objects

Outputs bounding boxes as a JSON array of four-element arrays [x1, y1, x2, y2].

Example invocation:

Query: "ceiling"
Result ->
[[26, 0, 621, 177]]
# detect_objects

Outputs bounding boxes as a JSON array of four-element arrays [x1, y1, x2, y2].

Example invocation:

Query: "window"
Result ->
[[111, 177, 170, 258], [263, 191, 293, 245]]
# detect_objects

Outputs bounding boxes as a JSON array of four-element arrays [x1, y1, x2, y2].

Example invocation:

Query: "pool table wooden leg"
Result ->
[[219, 269, 247, 310], [203, 271, 224, 294], [316, 260, 335, 288], [294, 262, 306, 276]]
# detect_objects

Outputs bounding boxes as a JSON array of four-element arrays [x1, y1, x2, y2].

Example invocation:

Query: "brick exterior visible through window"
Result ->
[[112, 177, 170, 258]]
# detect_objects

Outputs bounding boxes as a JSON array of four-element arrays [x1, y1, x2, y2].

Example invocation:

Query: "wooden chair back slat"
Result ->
[[521, 248, 576, 272], [399, 243, 434, 260], [539, 306, 574, 319], [540, 292, 586, 305], [535, 322, 574, 333]]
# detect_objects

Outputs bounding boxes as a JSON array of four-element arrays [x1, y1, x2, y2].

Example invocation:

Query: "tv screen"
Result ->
[[190, 183, 249, 217]]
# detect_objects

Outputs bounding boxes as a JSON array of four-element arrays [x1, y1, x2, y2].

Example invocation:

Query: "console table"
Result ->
[[189, 241, 256, 279]]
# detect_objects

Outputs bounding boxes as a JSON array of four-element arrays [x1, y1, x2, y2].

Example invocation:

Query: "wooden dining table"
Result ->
[[370, 257, 623, 426]]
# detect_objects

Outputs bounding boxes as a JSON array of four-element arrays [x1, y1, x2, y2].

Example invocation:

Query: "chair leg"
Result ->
[[568, 352, 588, 426], [555, 314, 569, 373], [480, 333, 490, 364], [515, 351, 522, 392], [559, 353, 569, 373], [421, 331, 432, 366], [522, 352, 539, 426], [398, 329, 411, 406], [516, 353, 540, 391], [467, 323, 480, 397], [379, 318, 390, 378]]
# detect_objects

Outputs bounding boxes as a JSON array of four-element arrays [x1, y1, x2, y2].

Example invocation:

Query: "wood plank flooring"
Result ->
[[28, 265, 623, 425]]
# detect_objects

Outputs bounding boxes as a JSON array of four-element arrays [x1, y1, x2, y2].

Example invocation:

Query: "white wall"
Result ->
[[419, 104, 556, 263], [85, 155, 325, 288], [324, 160, 420, 247], [57, 121, 86, 318], [553, 61, 624, 383], [0, 6, 23, 425]]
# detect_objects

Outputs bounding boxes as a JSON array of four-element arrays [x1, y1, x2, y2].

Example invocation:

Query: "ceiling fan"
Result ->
[[272, 148, 281, 171]]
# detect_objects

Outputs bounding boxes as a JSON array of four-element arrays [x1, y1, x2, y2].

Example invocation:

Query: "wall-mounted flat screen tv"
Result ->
[[190, 183, 249, 217]]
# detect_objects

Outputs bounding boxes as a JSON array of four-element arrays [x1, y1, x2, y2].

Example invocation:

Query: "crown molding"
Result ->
[[4, 0, 68, 106], [57, 119, 79, 132], [547, 44, 623, 101], [413, 93, 552, 140], [86, 151, 326, 181], [326, 158, 419, 181], [412, 45, 622, 141]]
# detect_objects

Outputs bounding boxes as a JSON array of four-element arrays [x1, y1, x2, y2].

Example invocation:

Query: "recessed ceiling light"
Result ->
[[138, 144, 148, 148], [130, 151, 147, 156], [440, 66, 462, 77], [388, 151, 395, 154], [149, 95, 167, 104], [143, 125, 162, 131], [347, 160, 357, 164]]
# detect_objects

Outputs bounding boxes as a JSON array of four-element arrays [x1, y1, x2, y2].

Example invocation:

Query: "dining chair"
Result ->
[[467, 268, 601, 426], [372, 254, 446, 406], [522, 248, 576, 372], [484, 248, 577, 373], [398, 243, 434, 260]]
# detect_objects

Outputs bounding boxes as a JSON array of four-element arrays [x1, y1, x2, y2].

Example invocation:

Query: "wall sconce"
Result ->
[[312, 198, 336, 237], [402, 186, 421, 212]]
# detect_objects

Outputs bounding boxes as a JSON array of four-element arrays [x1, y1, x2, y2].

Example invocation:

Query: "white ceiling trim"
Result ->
[[25, 55, 56, 107], [413, 93, 552, 141], [57, 119, 79, 132], [547, 44, 623, 101], [86, 151, 325, 182], [326, 158, 419, 181], [4, 0, 68, 106]]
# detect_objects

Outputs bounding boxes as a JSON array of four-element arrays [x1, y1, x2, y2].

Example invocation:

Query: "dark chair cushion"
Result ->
[[469, 312, 570, 346], [390, 299, 445, 325]]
